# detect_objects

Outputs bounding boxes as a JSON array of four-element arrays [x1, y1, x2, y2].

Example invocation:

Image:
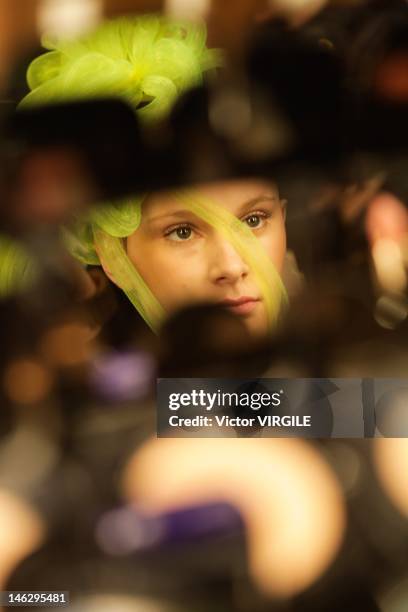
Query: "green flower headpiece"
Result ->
[[20, 15, 222, 267], [4, 15, 222, 319], [21, 15, 221, 122]]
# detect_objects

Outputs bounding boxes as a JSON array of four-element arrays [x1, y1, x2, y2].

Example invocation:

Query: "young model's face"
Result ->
[[126, 179, 286, 337]]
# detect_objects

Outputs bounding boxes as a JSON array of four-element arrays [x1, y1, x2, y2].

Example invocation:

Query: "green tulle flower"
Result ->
[[17, 15, 222, 273], [21, 15, 222, 123], [60, 194, 145, 265]]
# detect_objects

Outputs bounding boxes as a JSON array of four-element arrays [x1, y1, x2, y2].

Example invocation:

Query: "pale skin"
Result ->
[[121, 179, 287, 338]]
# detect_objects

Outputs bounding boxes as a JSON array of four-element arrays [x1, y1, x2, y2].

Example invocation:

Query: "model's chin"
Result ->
[[162, 298, 272, 340], [239, 309, 271, 340]]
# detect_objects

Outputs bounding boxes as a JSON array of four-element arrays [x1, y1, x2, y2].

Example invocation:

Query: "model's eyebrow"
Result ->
[[145, 194, 279, 224], [145, 209, 198, 224], [237, 194, 278, 216]]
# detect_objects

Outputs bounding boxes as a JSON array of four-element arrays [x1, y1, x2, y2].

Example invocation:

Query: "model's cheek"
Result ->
[[258, 225, 286, 273], [137, 248, 211, 312]]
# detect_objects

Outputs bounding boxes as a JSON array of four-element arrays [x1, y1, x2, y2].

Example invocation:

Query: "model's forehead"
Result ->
[[191, 178, 278, 202], [142, 178, 278, 218]]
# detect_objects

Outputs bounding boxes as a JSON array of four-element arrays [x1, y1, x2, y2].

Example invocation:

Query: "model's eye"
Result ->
[[243, 213, 266, 229], [166, 225, 193, 241]]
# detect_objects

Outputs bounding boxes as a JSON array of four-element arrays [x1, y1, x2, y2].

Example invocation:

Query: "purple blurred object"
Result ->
[[96, 502, 244, 556], [90, 351, 156, 403]]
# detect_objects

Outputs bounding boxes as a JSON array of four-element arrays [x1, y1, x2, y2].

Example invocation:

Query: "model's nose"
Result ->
[[208, 236, 249, 284]]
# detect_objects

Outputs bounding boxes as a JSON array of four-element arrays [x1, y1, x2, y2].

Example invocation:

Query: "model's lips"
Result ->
[[219, 296, 260, 315]]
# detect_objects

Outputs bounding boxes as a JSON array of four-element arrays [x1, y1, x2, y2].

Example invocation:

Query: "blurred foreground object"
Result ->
[[365, 193, 408, 328], [122, 437, 345, 598], [373, 439, 408, 519], [0, 489, 45, 590]]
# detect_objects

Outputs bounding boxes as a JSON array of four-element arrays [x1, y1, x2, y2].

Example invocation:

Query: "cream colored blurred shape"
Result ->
[[68, 594, 170, 612], [165, 0, 210, 20], [123, 438, 345, 598], [0, 490, 45, 590], [372, 239, 407, 294], [269, 0, 327, 24], [374, 439, 408, 518], [38, 0, 102, 38]]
